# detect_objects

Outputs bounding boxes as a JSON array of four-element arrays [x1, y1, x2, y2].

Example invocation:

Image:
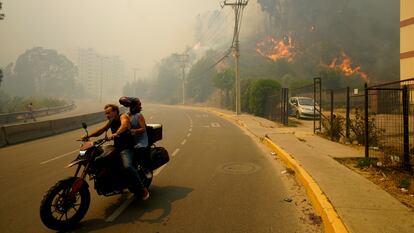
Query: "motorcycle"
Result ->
[[39, 122, 169, 231]]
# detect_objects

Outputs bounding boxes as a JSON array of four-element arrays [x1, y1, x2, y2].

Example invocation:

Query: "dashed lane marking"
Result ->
[[106, 148, 173, 222], [187, 133, 191, 137], [40, 149, 78, 165], [106, 194, 136, 222], [181, 139, 187, 145], [172, 148, 180, 157]]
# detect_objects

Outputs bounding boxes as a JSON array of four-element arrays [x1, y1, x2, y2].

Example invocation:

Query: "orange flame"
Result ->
[[256, 35, 295, 62], [329, 51, 368, 80]]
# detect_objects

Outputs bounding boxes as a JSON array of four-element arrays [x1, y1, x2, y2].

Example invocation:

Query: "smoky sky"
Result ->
[[0, 0, 225, 79]]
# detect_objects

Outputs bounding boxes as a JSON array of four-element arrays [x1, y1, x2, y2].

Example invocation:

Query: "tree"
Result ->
[[2, 47, 80, 97], [186, 50, 221, 103], [213, 68, 235, 108], [152, 55, 182, 104]]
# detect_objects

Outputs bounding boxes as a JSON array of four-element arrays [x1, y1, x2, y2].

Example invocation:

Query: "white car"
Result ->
[[289, 97, 320, 119]]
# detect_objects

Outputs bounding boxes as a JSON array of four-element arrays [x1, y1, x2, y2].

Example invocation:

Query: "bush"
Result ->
[[356, 157, 378, 168], [321, 114, 344, 141], [349, 108, 384, 146], [247, 79, 281, 116]]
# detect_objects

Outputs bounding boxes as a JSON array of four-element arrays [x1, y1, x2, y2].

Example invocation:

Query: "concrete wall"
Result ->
[[0, 111, 106, 147], [0, 127, 7, 147]]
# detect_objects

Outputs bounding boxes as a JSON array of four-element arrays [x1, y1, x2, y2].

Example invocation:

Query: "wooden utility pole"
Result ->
[[223, 0, 248, 115]]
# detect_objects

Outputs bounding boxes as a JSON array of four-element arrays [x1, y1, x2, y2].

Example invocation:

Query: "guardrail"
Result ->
[[0, 103, 76, 125], [0, 111, 106, 148]]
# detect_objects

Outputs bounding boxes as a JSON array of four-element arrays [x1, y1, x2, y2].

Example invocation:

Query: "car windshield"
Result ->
[[298, 98, 314, 106]]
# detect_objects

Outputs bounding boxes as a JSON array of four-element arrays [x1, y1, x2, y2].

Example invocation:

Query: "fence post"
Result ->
[[314, 79, 316, 133], [364, 83, 369, 158], [346, 87, 350, 140], [330, 89, 334, 141], [282, 88, 289, 125], [402, 85, 410, 170], [313, 77, 322, 133], [319, 78, 322, 133]]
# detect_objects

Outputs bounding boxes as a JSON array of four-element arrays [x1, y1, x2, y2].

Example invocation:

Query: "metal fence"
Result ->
[[263, 88, 289, 125], [258, 75, 414, 170], [365, 78, 414, 170]]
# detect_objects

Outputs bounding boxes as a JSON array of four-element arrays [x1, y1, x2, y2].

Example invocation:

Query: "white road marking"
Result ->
[[187, 133, 191, 137], [153, 164, 167, 177], [181, 139, 187, 145], [172, 148, 180, 157], [105, 193, 136, 222], [106, 147, 173, 222], [211, 122, 221, 128], [189, 128, 192, 132], [40, 149, 78, 165]]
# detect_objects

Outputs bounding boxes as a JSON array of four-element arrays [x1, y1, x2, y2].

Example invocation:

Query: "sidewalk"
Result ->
[[206, 107, 414, 233]]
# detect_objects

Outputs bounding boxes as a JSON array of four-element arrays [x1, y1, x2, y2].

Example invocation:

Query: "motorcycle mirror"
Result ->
[[82, 122, 87, 129]]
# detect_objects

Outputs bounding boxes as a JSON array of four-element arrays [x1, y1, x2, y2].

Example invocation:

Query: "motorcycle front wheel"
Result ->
[[39, 177, 90, 231]]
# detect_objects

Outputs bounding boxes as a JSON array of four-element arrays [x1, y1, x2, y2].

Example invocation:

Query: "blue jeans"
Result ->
[[119, 149, 144, 190]]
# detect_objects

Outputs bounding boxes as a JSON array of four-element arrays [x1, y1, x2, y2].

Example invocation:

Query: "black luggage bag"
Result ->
[[148, 147, 169, 170]]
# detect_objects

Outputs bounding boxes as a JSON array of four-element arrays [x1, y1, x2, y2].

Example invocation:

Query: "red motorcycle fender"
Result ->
[[70, 178, 88, 194]]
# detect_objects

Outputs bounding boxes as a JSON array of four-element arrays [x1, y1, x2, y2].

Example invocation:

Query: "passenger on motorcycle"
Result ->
[[81, 104, 149, 200], [119, 97, 152, 179]]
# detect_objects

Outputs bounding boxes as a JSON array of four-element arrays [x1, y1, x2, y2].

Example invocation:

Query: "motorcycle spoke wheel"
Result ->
[[40, 177, 90, 231]]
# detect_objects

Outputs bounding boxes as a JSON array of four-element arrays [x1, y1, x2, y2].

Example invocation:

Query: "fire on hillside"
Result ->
[[256, 35, 295, 62], [328, 51, 368, 81]]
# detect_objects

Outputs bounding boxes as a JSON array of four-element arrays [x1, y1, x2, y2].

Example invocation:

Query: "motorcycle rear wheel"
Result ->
[[40, 177, 90, 231]]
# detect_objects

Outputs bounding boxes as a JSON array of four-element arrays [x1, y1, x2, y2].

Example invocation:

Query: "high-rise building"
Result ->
[[77, 48, 125, 99]]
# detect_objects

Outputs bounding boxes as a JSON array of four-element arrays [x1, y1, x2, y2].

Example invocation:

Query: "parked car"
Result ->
[[289, 97, 320, 119]]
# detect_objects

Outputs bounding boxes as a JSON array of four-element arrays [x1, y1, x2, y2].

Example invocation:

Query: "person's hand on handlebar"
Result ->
[[108, 133, 119, 140]]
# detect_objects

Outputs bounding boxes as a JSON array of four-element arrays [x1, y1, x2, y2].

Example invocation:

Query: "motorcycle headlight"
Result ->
[[79, 150, 87, 156]]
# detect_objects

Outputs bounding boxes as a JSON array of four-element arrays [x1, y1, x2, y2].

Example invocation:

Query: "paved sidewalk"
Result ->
[[207, 107, 414, 233]]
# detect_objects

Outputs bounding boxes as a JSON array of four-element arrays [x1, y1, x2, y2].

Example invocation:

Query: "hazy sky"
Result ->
[[0, 0, 226, 79]]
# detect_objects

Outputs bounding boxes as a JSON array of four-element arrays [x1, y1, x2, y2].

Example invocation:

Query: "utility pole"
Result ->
[[174, 53, 189, 105], [132, 68, 139, 97], [0, 1, 5, 20], [99, 58, 103, 103], [223, 0, 248, 115]]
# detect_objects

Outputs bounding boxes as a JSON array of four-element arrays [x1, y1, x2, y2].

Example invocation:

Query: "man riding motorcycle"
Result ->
[[82, 104, 149, 200]]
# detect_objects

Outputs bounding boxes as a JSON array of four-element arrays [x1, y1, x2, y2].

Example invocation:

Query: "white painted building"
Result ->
[[77, 48, 125, 99]]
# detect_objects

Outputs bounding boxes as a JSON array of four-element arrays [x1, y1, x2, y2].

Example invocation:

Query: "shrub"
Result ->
[[349, 108, 384, 146], [321, 114, 344, 141], [356, 157, 378, 168], [247, 79, 281, 116]]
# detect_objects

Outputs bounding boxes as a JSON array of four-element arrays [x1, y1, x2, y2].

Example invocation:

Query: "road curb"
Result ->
[[207, 109, 349, 233], [261, 137, 349, 233]]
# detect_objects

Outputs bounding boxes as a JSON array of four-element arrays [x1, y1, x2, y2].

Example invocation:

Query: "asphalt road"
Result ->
[[0, 105, 319, 233]]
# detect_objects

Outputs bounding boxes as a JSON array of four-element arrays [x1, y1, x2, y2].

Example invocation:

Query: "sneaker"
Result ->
[[142, 188, 150, 200]]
